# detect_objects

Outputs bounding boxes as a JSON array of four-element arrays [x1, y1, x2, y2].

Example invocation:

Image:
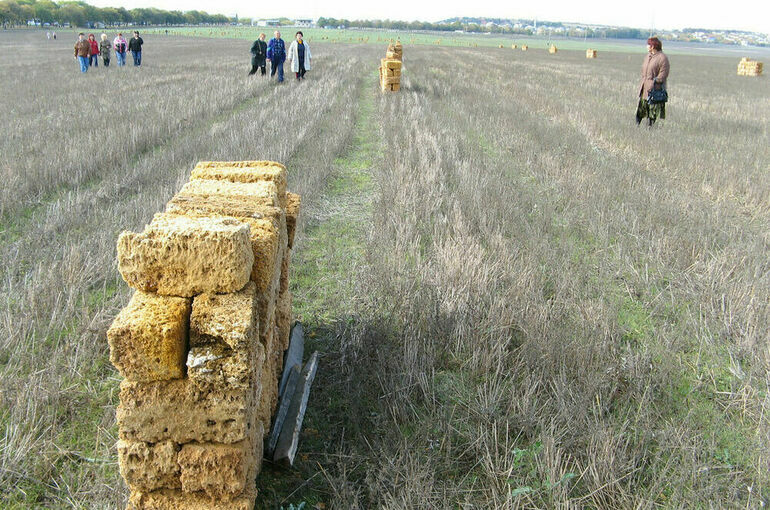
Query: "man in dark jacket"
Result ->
[[249, 33, 268, 76], [266, 31, 286, 82], [128, 31, 144, 67]]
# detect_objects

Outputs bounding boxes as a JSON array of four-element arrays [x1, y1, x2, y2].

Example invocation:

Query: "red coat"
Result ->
[[89, 39, 99, 56]]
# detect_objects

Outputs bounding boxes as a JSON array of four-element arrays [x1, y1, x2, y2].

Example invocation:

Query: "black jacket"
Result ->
[[128, 37, 143, 52], [251, 39, 267, 65]]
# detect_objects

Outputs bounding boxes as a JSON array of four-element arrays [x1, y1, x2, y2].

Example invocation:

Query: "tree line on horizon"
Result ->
[[0, 0, 231, 27]]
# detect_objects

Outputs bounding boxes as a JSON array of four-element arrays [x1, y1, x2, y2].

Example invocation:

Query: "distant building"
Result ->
[[257, 19, 281, 27], [294, 19, 315, 28]]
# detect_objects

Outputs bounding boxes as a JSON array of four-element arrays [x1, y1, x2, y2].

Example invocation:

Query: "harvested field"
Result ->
[[1, 30, 769, 508]]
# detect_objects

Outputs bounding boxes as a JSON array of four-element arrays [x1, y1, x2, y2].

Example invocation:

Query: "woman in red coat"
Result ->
[[88, 34, 100, 68], [636, 37, 670, 127]]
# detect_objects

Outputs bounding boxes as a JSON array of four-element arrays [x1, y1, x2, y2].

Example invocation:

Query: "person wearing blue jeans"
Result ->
[[114, 33, 128, 66], [266, 31, 286, 82], [128, 31, 143, 67], [74, 33, 90, 73]]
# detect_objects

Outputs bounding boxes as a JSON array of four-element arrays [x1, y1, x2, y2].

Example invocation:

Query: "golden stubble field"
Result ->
[[0, 29, 768, 508]]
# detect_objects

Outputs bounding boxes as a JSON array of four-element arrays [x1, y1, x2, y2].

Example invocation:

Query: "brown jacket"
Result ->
[[639, 51, 669, 98], [74, 40, 90, 58]]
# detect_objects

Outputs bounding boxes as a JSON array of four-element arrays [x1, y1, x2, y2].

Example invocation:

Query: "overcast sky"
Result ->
[[89, 0, 770, 34]]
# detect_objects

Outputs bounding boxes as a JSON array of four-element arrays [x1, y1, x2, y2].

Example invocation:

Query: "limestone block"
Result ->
[[165, 198, 286, 295], [191, 161, 287, 209], [117, 214, 253, 297], [166, 192, 284, 227], [128, 489, 256, 510], [286, 192, 301, 249], [178, 423, 262, 499], [108, 291, 191, 382], [187, 284, 264, 391], [117, 378, 256, 444], [180, 179, 281, 209], [277, 290, 292, 352], [381, 58, 402, 70], [257, 343, 277, 433], [279, 248, 291, 295], [187, 343, 264, 393], [189, 283, 258, 351], [117, 440, 181, 492]]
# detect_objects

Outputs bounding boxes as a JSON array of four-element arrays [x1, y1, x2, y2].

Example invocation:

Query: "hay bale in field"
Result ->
[[521, 45, 528, 51], [499, 44, 504, 48], [737, 57, 763, 76], [512, 44, 518, 49], [586, 49, 597, 58], [549, 44, 558, 54]]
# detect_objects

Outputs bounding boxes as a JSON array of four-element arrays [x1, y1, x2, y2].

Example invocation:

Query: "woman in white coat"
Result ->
[[287, 31, 311, 80]]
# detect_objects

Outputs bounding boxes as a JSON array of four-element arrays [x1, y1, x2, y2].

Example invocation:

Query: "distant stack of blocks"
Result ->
[[107, 161, 301, 509], [380, 41, 403, 92], [586, 49, 597, 58], [549, 44, 558, 54], [737, 57, 763, 76]]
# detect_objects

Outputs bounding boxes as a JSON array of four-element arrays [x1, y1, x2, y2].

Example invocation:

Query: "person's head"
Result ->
[[101, 33, 107, 41], [647, 37, 662, 53], [259, 32, 266, 41], [117, 32, 123, 38], [295, 31, 303, 41], [88, 33, 95, 41], [78, 32, 85, 40], [133, 31, 139, 38], [274, 31, 281, 39]]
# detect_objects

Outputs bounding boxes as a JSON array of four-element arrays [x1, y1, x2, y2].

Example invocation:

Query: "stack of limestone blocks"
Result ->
[[380, 41, 403, 93], [737, 57, 763, 76], [549, 44, 558, 54], [107, 160, 301, 510], [586, 49, 597, 59]]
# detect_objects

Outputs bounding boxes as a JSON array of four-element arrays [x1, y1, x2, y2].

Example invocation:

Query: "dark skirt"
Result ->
[[636, 97, 666, 122]]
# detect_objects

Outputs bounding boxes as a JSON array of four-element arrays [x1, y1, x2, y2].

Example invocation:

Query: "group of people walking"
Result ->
[[74, 31, 143, 73], [250, 30, 311, 82]]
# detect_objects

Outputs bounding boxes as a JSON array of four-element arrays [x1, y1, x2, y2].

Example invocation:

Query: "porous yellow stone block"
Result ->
[[187, 282, 264, 392], [279, 248, 291, 295], [381, 58, 402, 70], [276, 290, 292, 352], [177, 424, 262, 499], [108, 291, 191, 382], [191, 161, 287, 209], [256, 328, 277, 433], [166, 192, 283, 226], [189, 282, 258, 351], [180, 179, 281, 209], [164, 198, 286, 295], [128, 489, 256, 510], [117, 378, 257, 444], [117, 440, 181, 492], [117, 214, 253, 297], [286, 192, 301, 249]]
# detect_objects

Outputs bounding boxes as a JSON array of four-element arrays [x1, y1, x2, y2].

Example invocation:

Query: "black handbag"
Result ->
[[647, 83, 668, 104]]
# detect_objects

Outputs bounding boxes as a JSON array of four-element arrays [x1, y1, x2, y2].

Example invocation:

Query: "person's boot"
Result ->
[[648, 117, 655, 127]]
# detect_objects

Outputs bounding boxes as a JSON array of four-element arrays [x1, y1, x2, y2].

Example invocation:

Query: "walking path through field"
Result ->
[[255, 69, 380, 507]]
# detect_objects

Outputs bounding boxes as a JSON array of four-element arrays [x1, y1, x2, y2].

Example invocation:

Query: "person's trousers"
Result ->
[[116, 51, 126, 66], [295, 59, 306, 80], [270, 60, 284, 82], [103, 56, 110, 67], [132, 51, 141, 66], [249, 64, 266, 76], [89, 54, 98, 67], [78, 56, 89, 73]]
